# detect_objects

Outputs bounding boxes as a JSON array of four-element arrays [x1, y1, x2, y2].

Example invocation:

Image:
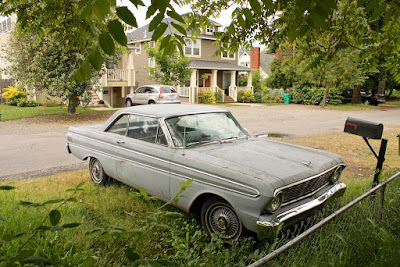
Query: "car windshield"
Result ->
[[165, 112, 248, 147], [161, 87, 177, 93]]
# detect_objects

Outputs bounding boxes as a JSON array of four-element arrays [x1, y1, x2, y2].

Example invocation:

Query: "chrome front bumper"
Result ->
[[256, 182, 346, 239]]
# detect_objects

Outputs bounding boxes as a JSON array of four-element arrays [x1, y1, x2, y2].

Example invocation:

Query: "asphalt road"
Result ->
[[0, 104, 399, 181]]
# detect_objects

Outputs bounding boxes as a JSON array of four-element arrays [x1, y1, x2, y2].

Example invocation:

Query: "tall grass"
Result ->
[[1, 170, 399, 266]]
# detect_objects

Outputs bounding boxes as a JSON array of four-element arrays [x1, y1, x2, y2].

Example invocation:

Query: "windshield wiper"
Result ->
[[185, 140, 218, 147]]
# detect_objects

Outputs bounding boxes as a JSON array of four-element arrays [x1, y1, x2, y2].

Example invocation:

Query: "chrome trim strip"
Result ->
[[273, 164, 346, 197], [69, 141, 260, 198], [257, 182, 347, 227]]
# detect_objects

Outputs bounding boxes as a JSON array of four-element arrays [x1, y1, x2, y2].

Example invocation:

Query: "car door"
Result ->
[[132, 86, 147, 104], [115, 114, 172, 201]]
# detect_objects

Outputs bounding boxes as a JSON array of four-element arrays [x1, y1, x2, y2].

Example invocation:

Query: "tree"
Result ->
[[146, 37, 191, 86]]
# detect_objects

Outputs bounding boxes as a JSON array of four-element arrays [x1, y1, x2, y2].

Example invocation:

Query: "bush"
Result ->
[[291, 84, 343, 105], [214, 91, 224, 103], [44, 99, 61, 107], [197, 90, 215, 104], [237, 89, 254, 103], [17, 99, 41, 107], [3, 86, 27, 105]]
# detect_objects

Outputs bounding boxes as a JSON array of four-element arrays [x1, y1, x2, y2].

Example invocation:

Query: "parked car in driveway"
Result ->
[[66, 105, 346, 240], [125, 85, 181, 106], [342, 89, 385, 106]]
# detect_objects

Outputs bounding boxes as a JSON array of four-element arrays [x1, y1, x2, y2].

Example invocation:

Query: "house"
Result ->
[[96, 18, 254, 107], [250, 47, 275, 78], [0, 15, 16, 101]]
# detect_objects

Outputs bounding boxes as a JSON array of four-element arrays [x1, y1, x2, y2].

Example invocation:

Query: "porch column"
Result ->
[[122, 86, 126, 98], [211, 69, 218, 92], [110, 88, 114, 107], [190, 69, 197, 103], [230, 70, 236, 87], [247, 71, 253, 87]]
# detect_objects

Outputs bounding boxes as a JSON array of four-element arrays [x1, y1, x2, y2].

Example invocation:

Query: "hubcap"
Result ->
[[207, 204, 241, 239], [90, 161, 102, 183]]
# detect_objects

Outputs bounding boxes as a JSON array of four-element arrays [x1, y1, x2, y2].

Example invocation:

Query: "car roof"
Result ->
[[104, 104, 229, 126]]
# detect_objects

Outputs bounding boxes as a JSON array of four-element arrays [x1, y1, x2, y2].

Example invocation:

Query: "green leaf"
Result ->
[[94, 0, 110, 21], [249, 0, 262, 15], [62, 222, 81, 228], [167, 10, 185, 24], [36, 225, 51, 231], [171, 22, 186, 36], [242, 8, 254, 23], [146, 5, 158, 19], [20, 256, 50, 265], [81, 256, 97, 267], [152, 23, 168, 41], [127, 228, 143, 234], [116, 6, 138, 27], [13, 248, 34, 262], [132, 259, 152, 267], [358, 0, 369, 7], [79, 60, 92, 80], [130, 0, 145, 8], [65, 197, 78, 203], [261, 0, 273, 9], [76, 181, 85, 189], [237, 14, 246, 28], [88, 47, 103, 73], [149, 12, 165, 32], [20, 201, 42, 207], [159, 35, 171, 51], [365, 0, 378, 13], [49, 210, 61, 226], [371, 3, 387, 20], [85, 228, 104, 235], [384, 8, 393, 25], [151, 223, 171, 231], [0, 185, 15, 190], [43, 198, 64, 205], [107, 20, 127, 46], [99, 32, 115, 55], [50, 226, 64, 232], [139, 188, 150, 200], [125, 248, 141, 262]]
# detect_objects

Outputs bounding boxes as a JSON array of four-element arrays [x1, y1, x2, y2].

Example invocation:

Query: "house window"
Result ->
[[149, 41, 156, 48], [184, 39, 200, 56], [206, 27, 214, 34], [135, 43, 141, 54], [6, 18, 11, 31], [148, 58, 156, 75], [222, 49, 235, 60]]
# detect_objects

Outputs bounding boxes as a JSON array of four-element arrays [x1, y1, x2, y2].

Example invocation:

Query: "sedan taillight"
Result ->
[[159, 88, 163, 99]]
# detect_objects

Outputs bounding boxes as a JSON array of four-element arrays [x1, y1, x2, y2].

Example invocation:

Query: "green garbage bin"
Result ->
[[283, 93, 292, 104]]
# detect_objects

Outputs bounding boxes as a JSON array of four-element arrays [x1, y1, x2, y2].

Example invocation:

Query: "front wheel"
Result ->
[[126, 99, 133, 107], [201, 197, 243, 240], [363, 98, 371, 105], [89, 158, 109, 185]]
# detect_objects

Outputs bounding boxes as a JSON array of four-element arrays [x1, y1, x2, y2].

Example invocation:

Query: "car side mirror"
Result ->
[[344, 117, 383, 140]]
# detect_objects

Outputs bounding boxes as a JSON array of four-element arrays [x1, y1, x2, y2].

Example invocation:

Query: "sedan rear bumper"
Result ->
[[256, 182, 346, 239]]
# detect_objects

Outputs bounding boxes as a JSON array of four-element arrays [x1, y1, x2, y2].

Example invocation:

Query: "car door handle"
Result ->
[[116, 140, 125, 144]]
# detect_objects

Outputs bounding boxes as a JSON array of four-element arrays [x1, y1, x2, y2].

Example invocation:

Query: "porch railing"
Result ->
[[177, 86, 190, 97], [107, 69, 128, 81]]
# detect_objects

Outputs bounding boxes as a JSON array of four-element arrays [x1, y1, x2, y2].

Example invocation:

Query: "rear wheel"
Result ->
[[148, 100, 155, 104], [89, 158, 109, 185], [126, 99, 133, 107], [201, 197, 243, 240], [363, 98, 371, 105]]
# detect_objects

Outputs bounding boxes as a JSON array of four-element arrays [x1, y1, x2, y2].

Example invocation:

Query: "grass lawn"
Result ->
[[0, 104, 115, 121], [1, 129, 400, 266]]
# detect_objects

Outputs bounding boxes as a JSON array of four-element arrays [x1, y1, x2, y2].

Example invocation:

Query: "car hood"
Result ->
[[192, 138, 344, 187]]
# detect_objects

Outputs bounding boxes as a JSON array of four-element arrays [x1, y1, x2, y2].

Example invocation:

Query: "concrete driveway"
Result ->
[[1, 104, 399, 181]]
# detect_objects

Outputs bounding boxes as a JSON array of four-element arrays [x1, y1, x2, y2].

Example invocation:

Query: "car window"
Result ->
[[161, 87, 177, 93], [127, 115, 168, 145], [165, 112, 248, 147], [107, 115, 129, 135], [150, 88, 158, 93], [136, 87, 146, 93], [144, 87, 152, 93]]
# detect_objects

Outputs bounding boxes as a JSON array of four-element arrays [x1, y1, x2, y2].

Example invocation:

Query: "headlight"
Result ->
[[264, 193, 283, 214], [330, 166, 343, 183]]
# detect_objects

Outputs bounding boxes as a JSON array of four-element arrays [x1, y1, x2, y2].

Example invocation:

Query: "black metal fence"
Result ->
[[248, 172, 400, 267]]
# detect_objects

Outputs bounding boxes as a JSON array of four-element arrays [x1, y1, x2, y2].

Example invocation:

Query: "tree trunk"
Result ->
[[378, 80, 385, 95], [321, 86, 330, 108], [67, 91, 79, 114], [351, 85, 362, 104]]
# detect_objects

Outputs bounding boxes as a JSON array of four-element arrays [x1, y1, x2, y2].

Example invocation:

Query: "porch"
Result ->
[[176, 60, 254, 103]]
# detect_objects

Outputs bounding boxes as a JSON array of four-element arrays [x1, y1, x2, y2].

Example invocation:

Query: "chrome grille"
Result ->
[[281, 168, 336, 205]]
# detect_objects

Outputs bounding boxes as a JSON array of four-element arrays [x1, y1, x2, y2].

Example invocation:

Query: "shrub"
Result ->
[[292, 84, 343, 105], [17, 99, 41, 107], [237, 89, 254, 103], [214, 91, 224, 103], [44, 99, 61, 107], [197, 90, 215, 104], [3, 86, 27, 105]]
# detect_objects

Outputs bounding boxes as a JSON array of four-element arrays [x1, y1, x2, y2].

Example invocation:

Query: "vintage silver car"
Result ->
[[66, 105, 346, 240]]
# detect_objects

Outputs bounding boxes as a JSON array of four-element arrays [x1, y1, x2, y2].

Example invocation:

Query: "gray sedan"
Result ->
[[66, 105, 346, 240], [125, 85, 181, 106]]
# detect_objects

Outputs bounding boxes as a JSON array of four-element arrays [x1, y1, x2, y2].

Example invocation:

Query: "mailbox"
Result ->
[[344, 117, 383, 140]]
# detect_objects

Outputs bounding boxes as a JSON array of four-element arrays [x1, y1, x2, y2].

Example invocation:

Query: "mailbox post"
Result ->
[[344, 117, 387, 188]]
